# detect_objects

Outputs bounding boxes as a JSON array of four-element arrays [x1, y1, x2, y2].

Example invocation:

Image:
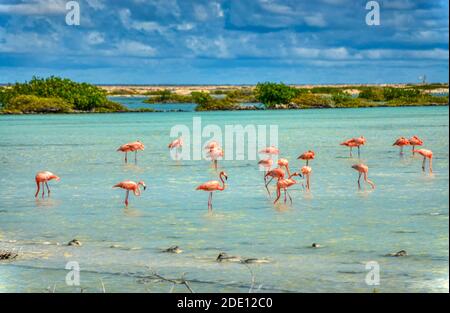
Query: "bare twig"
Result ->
[[244, 264, 256, 293], [140, 268, 195, 293]]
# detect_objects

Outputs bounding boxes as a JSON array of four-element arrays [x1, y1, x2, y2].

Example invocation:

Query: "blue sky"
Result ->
[[0, 0, 448, 84]]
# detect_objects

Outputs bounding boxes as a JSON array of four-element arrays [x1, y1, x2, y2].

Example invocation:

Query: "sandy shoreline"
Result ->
[[99, 84, 449, 96]]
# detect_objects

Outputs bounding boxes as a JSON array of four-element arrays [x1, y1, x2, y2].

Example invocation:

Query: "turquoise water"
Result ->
[[0, 106, 448, 293]]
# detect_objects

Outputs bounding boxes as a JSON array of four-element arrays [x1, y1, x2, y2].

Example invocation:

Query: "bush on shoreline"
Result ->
[[0, 76, 127, 114]]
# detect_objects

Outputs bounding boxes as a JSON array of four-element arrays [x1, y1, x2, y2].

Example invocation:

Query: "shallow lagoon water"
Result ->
[[0, 106, 448, 292]]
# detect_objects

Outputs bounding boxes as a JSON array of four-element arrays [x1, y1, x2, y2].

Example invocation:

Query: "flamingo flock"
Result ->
[[35, 134, 434, 209]]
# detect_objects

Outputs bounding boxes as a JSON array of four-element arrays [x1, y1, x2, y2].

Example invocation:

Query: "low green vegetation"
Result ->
[[143, 90, 193, 103], [192, 92, 239, 111], [0, 76, 127, 114]]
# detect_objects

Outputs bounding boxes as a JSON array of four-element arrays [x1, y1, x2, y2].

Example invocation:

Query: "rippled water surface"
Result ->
[[0, 106, 448, 292]]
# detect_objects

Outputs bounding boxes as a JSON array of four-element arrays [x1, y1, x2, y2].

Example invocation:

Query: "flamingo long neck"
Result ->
[[219, 174, 226, 190], [285, 165, 291, 177]]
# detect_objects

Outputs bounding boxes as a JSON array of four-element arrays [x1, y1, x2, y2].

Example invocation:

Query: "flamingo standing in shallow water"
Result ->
[[409, 136, 423, 155], [196, 171, 228, 211], [341, 136, 366, 157], [168, 137, 183, 159], [413, 149, 433, 173], [297, 150, 315, 166], [274, 172, 302, 204], [35, 171, 60, 198], [393, 137, 410, 155], [117, 141, 145, 163], [301, 166, 312, 191], [113, 180, 146, 207], [351, 164, 375, 190], [264, 167, 285, 196], [208, 146, 224, 170]]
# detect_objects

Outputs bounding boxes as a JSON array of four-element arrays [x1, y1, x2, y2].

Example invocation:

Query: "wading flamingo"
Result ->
[[301, 166, 312, 191], [263, 158, 291, 196], [168, 137, 183, 159], [117, 141, 145, 163], [409, 136, 423, 155], [412, 149, 433, 173], [259, 146, 280, 155], [393, 137, 410, 155], [297, 150, 315, 166], [274, 172, 302, 204], [341, 136, 366, 157], [113, 180, 146, 207], [264, 167, 285, 196], [258, 158, 274, 190], [35, 171, 60, 198], [204, 140, 220, 151], [196, 171, 228, 211], [351, 164, 375, 190], [208, 146, 224, 170]]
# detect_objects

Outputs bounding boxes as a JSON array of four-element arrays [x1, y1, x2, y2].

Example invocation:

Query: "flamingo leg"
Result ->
[[125, 190, 129, 206], [273, 187, 281, 204], [287, 190, 293, 205], [135, 151, 137, 163], [125, 152, 128, 163], [45, 182, 50, 197], [214, 160, 218, 170], [41, 182, 45, 198], [364, 173, 375, 189], [264, 175, 273, 196], [306, 160, 309, 166], [283, 189, 287, 203], [357, 173, 362, 190], [412, 145, 415, 155], [400, 146, 403, 155], [208, 192, 213, 211], [350, 147, 353, 157], [307, 175, 311, 191], [422, 157, 426, 172], [358, 146, 361, 157], [35, 181, 40, 198], [429, 157, 433, 173]]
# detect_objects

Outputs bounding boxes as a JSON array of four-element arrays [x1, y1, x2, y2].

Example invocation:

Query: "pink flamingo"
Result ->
[[35, 171, 60, 198], [196, 171, 228, 211], [208, 146, 224, 170], [117, 141, 145, 163], [393, 137, 410, 155], [412, 149, 433, 173], [168, 137, 183, 159], [264, 159, 291, 196], [301, 166, 312, 191], [259, 146, 280, 155], [113, 180, 146, 207], [351, 164, 375, 189], [274, 172, 302, 204], [297, 150, 315, 166], [341, 136, 366, 157], [409, 136, 423, 155], [204, 140, 220, 151]]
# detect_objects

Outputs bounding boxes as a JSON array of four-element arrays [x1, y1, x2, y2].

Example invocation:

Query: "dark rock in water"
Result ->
[[68, 239, 82, 247], [311, 243, 321, 248], [0, 250, 18, 260], [163, 245, 183, 254], [388, 250, 408, 257], [216, 252, 242, 263]]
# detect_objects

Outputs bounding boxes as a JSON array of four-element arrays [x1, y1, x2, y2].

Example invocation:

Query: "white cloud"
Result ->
[[0, 0, 66, 15], [86, 32, 105, 45], [115, 40, 156, 57]]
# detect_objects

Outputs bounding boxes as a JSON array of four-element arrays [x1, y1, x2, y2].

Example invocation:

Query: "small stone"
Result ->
[[68, 239, 82, 246], [0, 250, 18, 260]]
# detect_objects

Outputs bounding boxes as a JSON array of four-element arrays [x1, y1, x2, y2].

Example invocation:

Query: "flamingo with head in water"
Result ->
[[351, 164, 375, 190], [196, 171, 228, 211], [113, 180, 146, 206], [35, 171, 60, 198], [412, 149, 433, 173]]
